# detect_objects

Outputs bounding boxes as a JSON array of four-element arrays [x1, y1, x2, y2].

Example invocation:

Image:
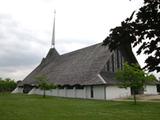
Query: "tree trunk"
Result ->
[[133, 89, 137, 105], [43, 89, 46, 98]]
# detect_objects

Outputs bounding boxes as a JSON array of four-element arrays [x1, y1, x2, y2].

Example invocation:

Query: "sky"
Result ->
[[1, 0, 158, 81]]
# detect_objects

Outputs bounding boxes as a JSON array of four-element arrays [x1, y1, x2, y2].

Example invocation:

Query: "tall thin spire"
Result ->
[[51, 9, 56, 48]]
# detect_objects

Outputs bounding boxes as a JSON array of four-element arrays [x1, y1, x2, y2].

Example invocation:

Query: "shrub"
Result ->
[[0, 78, 17, 92]]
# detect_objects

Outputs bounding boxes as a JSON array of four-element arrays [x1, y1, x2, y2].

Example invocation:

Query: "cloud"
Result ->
[[0, 65, 35, 80], [55, 38, 99, 54], [1, 0, 154, 81], [0, 13, 95, 80], [0, 14, 48, 80]]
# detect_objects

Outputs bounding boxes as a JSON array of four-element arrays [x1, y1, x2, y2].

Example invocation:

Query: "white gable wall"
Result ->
[[93, 86, 105, 100], [106, 86, 131, 100], [144, 85, 158, 95]]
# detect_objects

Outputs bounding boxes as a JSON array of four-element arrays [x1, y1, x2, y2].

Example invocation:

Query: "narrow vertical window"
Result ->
[[117, 50, 120, 69], [112, 54, 114, 72], [120, 53, 123, 70], [91, 86, 94, 98], [107, 61, 110, 71]]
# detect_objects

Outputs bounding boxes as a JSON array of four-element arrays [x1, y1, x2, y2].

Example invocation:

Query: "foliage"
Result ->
[[146, 74, 157, 81], [116, 62, 157, 104], [35, 75, 56, 98], [103, 0, 160, 72], [0, 78, 17, 92]]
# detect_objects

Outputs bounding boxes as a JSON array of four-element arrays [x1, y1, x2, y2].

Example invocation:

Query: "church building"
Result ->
[[13, 42, 158, 100], [12, 11, 158, 100]]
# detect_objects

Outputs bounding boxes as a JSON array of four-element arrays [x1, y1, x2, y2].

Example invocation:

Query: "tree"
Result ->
[[0, 78, 16, 92], [103, 0, 160, 73], [35, 75, 56, 98], [116, 63, 156, 104]]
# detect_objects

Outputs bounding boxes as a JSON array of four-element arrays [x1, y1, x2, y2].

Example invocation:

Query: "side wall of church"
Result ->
[[13, 85, 132, 100]]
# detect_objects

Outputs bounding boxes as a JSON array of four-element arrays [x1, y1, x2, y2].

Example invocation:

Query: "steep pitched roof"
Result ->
[[21, 42, 139, 86], [22, 43, 115, 86]]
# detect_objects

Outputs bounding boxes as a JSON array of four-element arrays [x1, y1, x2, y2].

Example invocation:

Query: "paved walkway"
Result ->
[[114, 94, 160, 102]]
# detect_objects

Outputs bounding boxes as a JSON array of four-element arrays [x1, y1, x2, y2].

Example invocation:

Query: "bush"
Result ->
[[0, 78, 17, 92]]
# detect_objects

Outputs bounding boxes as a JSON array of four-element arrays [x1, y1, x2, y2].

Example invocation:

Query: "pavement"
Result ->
[[114, 94, 160, 102]]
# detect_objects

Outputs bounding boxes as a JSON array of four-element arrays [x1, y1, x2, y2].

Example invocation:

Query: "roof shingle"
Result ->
[[22, 43, 113, 86]]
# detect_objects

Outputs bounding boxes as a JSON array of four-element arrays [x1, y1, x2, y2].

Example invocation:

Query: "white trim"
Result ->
[[97, 74, 106, 84], [11, 87, 23, 93]]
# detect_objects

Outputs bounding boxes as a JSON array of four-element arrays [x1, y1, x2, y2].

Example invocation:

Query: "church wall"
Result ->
[[58, 89, 66, 97], [51, 89, 58, 96], [34, 88, 43, 95], [21, 85, 132, 100], [105, 86, 131, 100], [92, 86, 105, 100], [144, 85, 158, 95], [85, 86, 91, 99], [12, 87, 23, 94], [46, 90, 53, 96], [76, 89, 86, 98], [66, 89, 75, 97], [28, 88, 36, 95]]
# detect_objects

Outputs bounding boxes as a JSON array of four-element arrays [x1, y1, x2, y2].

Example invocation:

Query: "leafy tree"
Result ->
[[35, 75, 56, 98], [103, 0, 160, 73], [116, 63, 156, 104], [0, 78, 16, 92]]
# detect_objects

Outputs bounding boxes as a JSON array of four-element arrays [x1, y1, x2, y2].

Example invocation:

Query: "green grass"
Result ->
[[0, 93, 160, 120]]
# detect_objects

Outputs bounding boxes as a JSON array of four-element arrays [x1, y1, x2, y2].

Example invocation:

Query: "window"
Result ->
[[120, 54, 123, 70], [58, 85, 64, 89], [117, 50, 120, 69], [75, 85, 84, 89], [91, 86, 94, 98], [112, 54, 114, 72], [107, 61, 110, 71], [66, 85, 74, 89]]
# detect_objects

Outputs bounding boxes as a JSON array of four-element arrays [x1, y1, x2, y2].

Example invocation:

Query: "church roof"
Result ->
[[21, 43, 137, 86], [22, 43, 116, 86]]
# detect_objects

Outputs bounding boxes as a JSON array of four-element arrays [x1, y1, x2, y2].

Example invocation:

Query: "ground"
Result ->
[[115, 94, 160, 102], [136, 94, 160, 101], [0, 93, 160, 120]]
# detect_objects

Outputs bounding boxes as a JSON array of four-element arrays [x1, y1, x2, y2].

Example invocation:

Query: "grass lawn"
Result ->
[[0, 93, 160, 120]]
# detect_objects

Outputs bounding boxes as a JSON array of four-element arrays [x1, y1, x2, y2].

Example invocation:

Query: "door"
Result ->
[[91, 86, 94, 98]]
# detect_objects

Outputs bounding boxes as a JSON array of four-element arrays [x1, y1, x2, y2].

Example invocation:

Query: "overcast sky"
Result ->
[[1, 0, 158, 81]]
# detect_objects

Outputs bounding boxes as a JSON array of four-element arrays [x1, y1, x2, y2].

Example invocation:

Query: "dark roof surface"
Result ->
[[22, 43, 116, 86], [22, 42, 142, 86], [100, 71, 120, 85]]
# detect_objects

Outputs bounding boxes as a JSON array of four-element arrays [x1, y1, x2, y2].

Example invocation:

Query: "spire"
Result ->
[[51, 9, 56, 48]]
